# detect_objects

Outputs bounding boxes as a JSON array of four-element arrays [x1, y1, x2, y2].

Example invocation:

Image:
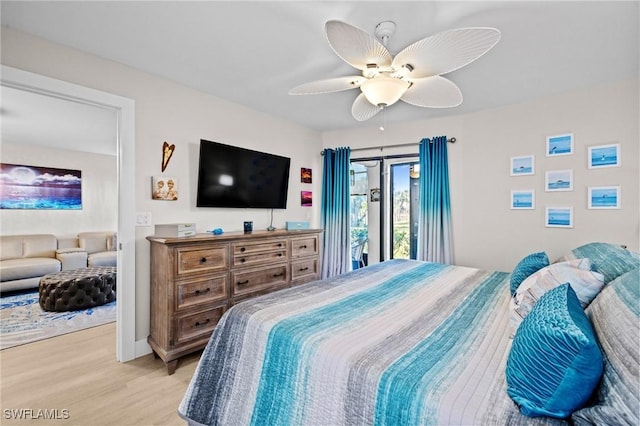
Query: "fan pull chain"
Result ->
[[379, 107, 386, 131]]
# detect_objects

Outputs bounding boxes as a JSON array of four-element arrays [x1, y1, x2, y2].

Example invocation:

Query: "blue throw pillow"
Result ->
[[510, 252, 549, 295], [506, 283, 603, 418], [556, 242, 640, 284]]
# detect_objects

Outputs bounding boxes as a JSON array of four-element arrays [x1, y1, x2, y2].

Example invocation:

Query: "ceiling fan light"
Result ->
[[360, 75, 410, 107]]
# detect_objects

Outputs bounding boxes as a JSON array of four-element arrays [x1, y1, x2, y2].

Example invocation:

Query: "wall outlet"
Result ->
[[136, 212, 152, 227]]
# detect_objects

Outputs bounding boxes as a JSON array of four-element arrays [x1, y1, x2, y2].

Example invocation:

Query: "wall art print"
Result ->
[[301, 191, 312, 207], [510, 155, 535, 176], [152, 176, 178, 200], [301, 168, 312, 183], [546, 133, 573, 157], [162, 141, 175, 172], [588, 143, 620, 169], [511, 190, 535, 209], [0, 163, 82, 210], [545, 206, 573, 228], [588, 186, 620, 209], [545, 169, 573, 192]]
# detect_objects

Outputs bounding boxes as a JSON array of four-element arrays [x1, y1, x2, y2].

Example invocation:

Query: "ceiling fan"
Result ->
[[289, 20, 501, 122]]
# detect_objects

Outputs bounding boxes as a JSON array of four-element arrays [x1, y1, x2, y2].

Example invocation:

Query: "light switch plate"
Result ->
[[136, 212, 152, 227]]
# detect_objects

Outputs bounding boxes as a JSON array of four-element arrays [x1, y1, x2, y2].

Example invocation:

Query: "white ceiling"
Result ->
[[1, 1, 638, 138]]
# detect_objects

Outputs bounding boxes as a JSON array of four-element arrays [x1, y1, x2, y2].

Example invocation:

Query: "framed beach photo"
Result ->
[[546, 133, 573, 157], [511, 190, 535, 209], [510, 155, 534, 176], [545, 207, 573, 228], [588, 186, 620, 209], [588, 143, 620, 169], [545, 169, 573, 192]]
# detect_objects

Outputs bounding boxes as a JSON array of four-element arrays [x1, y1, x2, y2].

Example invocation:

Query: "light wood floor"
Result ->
[[0, 323, 200, 425]]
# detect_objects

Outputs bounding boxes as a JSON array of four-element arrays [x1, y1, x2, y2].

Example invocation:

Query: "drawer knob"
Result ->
[[299, 267, 309, 272], [194, 318, 211, 327], [194, 288, 211, 296], [273, 272, 285, 278], [240, 258, 246, 263], [277, 243, 283, 247], [240, 247, 246, 252], [237, 279, 249, 285], [199, 257, 207, 264], [277, 253, 283, 257], [300, 245, 307, 249]]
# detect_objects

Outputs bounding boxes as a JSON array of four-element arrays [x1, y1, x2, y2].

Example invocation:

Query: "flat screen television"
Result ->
[[196, 139, 291, 209]]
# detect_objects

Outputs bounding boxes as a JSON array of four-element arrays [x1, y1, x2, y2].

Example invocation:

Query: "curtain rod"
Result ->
[[321, 137, 456, 155]]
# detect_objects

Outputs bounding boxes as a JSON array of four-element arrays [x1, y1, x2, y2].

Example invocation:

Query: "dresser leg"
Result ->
[[166, 359, 178, 375]]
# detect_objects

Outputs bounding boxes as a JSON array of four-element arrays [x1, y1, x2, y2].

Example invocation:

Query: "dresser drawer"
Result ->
[[176, 274, 228, 311], [291, 236, 319, 258], [232, 264, 288, 298], [291, 258, 319, 282], [233, 250, 287, 268], [232, 239, 287, 256], [177, 245, 228, 275], [175, 306, 225, 345]]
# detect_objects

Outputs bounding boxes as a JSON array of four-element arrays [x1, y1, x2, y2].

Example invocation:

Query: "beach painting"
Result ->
[[588, 186, 620, 209], [0, 163, 82, 210], [511, 190, 535, 209], [510, 155, 534, 176], [546, 133, 573, 156], [545, 169, 573, 192], [546, 207, 573, 228], [588, 143, 620, 169]]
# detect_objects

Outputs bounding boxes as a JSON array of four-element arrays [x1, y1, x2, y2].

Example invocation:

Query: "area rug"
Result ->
[[0, 290, 116, 350]]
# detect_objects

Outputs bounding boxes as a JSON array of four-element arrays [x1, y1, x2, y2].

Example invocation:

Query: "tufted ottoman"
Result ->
[[39, 266, 117, 312]]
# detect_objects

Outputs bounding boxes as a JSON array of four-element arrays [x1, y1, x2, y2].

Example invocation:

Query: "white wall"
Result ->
[[324, 79, 639, 272], [0, 143, 117, 238], [1, 27, 323, 342]]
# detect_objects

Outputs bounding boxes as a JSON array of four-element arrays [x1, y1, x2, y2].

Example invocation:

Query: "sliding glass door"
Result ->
[[389, 162, 419, 259]]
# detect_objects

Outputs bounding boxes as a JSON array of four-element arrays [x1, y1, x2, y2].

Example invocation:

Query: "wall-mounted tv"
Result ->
[[196, 139, 290, 209]]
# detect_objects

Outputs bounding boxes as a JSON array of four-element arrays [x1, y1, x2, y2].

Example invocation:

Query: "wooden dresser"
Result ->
[[146, 229, 322, 374]]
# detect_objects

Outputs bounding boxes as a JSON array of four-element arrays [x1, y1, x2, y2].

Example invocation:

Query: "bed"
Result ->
[[179, 242, 639, 426]]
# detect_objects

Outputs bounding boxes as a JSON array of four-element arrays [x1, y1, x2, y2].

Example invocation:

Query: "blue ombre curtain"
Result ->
[[417, 136, 453, 264], [321, 147, 351, 278]]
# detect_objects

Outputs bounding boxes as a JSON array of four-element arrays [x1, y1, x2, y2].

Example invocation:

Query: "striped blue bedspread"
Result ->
[[179, 259, 566, 425]]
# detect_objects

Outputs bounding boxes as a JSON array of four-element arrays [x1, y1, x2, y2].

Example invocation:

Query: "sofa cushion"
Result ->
[[21, 234, 58, 258], [0, 258, 61, 282], [88, 251, 117, 267], [0, 237, 23, 260]]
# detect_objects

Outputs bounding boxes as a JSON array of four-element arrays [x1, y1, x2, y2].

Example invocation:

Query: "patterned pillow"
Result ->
[[556, 242, 640, 284], [510, 252, 549, 295], [571, 268, 640, 425], [506, 283, 604, 418], [509, 259, 604, 335]]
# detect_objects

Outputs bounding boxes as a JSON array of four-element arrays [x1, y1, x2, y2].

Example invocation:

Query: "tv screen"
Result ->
[[196, 139, 291, 209]]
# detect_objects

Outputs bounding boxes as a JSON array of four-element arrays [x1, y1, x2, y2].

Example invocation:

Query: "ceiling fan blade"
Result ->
[[400, 76, 463, 108], [325, 20, 392, 71], [392, 27, 501, 78], [352, 93, 382, 121], [289, 76, 367, 95]]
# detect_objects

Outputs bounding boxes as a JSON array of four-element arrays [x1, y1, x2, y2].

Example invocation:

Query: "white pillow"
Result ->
[[509, 258, 604, 336]]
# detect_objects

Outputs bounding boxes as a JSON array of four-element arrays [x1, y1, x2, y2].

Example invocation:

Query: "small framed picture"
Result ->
[[588, 186, 620, 209], [301, 191, 312, 207], [301, 168, 312, 183], [510, 155, 535, 176], [511, 190, 535, 209], [588, 143, 620, 169], [545, 169, 573, 192], [545, 207, 573, 228], [152, 176, 178, 200], [546, 133, 574, 157]]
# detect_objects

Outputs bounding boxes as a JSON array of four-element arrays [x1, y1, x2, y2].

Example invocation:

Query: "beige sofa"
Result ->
[[0, 232, 117, 293], [0, 234, 62, 292]]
